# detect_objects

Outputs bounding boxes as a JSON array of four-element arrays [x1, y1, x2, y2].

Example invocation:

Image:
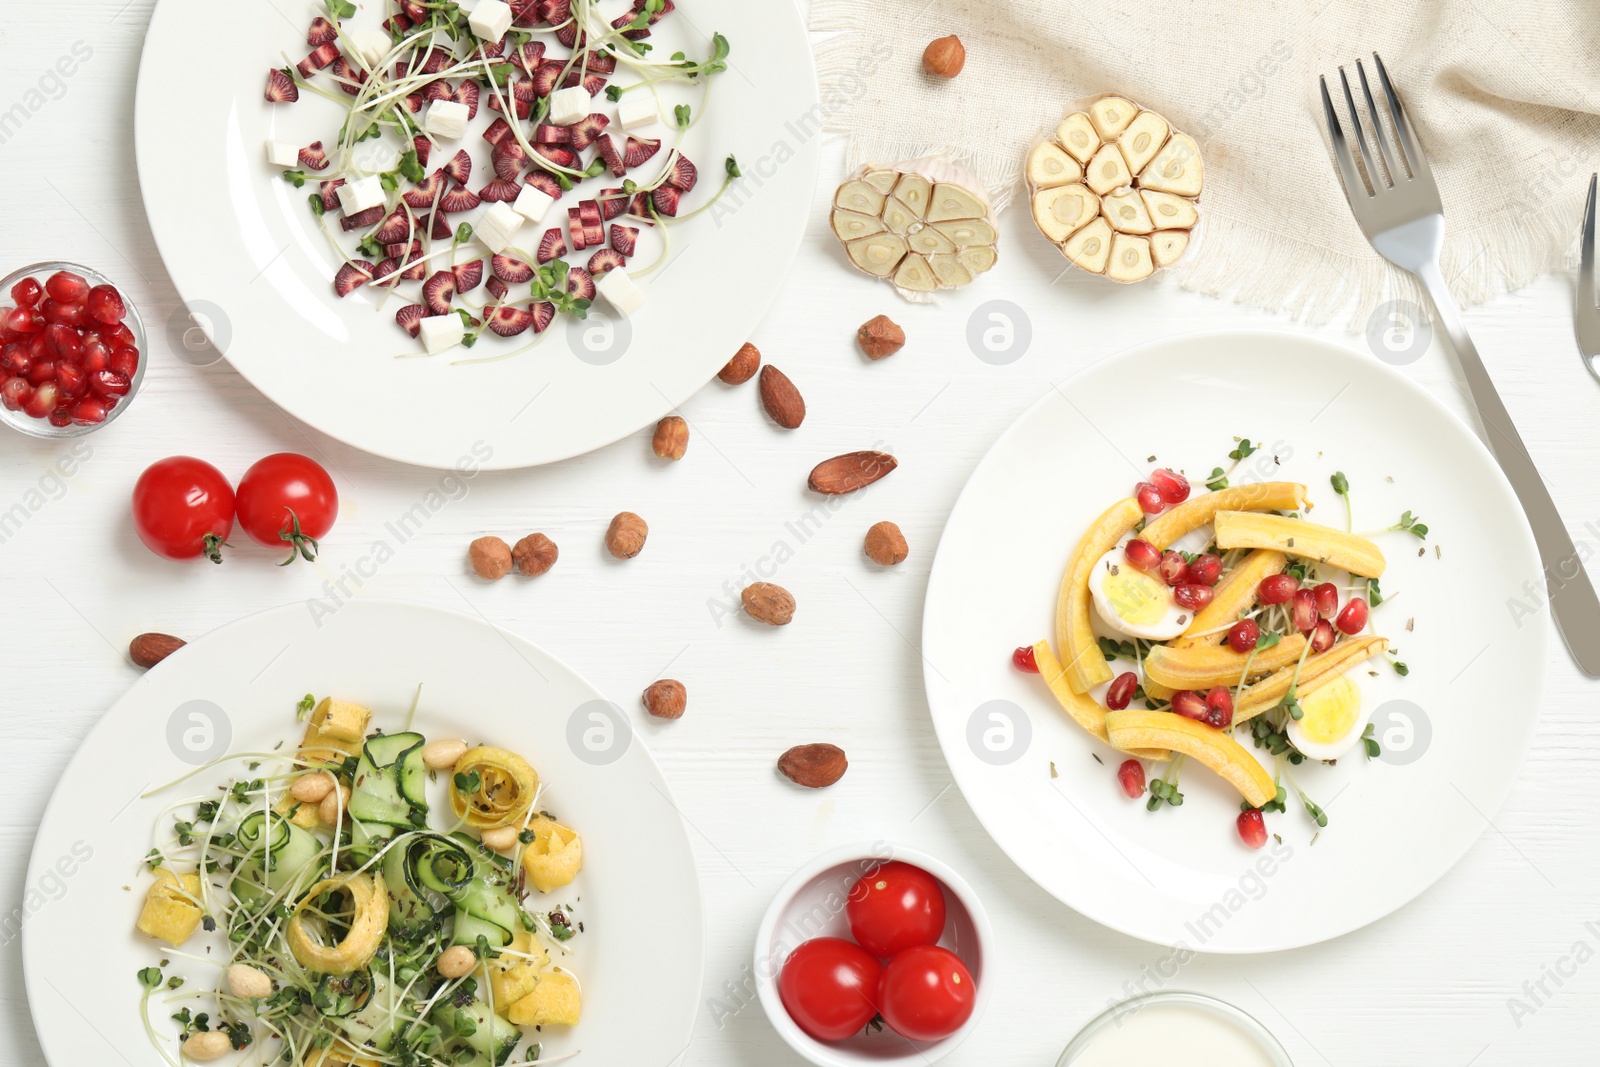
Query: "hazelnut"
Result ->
[[653, 415, 689, 460], [469, 536, 513, 580], [512, 533, 558, 577], [718, 341, 761, 384], [742, 582, 796, 625], [864, 521, 909, 566], [606, 512, 648, 559], [922, 35, 965, 79], [642, 679, 687, 719], [856, 314, 905, 360]]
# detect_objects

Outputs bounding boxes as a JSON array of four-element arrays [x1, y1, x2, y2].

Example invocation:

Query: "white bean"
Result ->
[[290, 774, 334, 803], [437, 944, 477, 979], [480, 825, 519, 852], [182, 1031, 232, 1062], [225, 963, 273, 1000], [422, 739, 469, 771]]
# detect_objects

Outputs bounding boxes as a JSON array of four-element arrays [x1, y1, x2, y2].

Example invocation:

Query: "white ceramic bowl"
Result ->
[[754, 843, 992, 1066], [1056, 990, 1292, 1066]]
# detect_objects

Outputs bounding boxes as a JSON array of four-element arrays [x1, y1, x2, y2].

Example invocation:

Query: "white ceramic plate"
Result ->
[[922, 331, 1549, 952], [134, 0, 818, 469], [22, 599, 701, 1064]]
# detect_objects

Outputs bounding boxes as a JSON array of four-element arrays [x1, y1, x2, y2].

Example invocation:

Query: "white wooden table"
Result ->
[[3, 4, 1598, 1065]]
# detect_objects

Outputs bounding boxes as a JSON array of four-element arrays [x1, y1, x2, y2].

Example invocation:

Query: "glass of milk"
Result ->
[[1057, 991, 1292, 1066]]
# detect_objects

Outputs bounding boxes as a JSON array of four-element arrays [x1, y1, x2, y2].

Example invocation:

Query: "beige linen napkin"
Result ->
[[811, 0, 1600, 325]]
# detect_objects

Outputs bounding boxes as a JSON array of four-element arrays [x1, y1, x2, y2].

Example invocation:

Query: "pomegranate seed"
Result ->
[[1, 377, 31, 410], [1184, 553, 1222, 586], [56, 363, 85, 397], [4, 307, 42, 334], [1171, 690, 1207, 720], [26, 359, 56, 385], [27, 334, 48, 358], [1, 344, 30, 375], [1106, 671, 1138, 710], [46, 409, 72, 428], [44, 271, 88, 303], [1157, 551, 1187, 586], [39, 298, 85, 327], [110, 344, 139, 378], [1336, 596, 1369, 635], [90, 369, 131, 397], [1135, 482, 1165, 514], [1150, 467, 1191, 504], [103, 322, 134, 348], [70, 395, 110, 424], [1237, 809, 1267, 849], [1202, 686, 1233, 729], [1226, 619, 1261, 654], [1117, 759, 1146, 799], [1311, 619, 1336, 653], [1174, 584, 1214, 611], [1257, 574, 1298, 604], [1312, 582, 1339, 618], [1291, 589, 1318, 632], [85, 284, 126, 325], [23, 381, 58, 419], [79, 341, 109, 374], [10, 278, 42, 307], [1012, 645, 1039, 673], [47, 324, 81, 362], [1123, 538, 1161, 572]]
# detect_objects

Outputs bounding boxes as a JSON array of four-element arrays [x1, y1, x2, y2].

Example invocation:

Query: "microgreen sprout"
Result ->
[[1330, 471, 1351, 531]]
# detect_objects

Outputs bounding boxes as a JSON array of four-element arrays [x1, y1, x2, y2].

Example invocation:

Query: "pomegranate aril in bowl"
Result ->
[[0, 262, 145, 439]]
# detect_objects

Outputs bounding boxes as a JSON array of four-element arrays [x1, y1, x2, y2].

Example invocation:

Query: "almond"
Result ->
[[742, 582, 796, 625], [130, 632, 186, 669], [778, 743, 847, 788], [719, 342, 760, 385], [808, 451, 898, 495], [758, 366, 805, 429]]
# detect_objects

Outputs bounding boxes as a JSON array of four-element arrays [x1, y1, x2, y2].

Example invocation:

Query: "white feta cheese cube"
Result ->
[[424, 100, 470, 141], [549, 86, 591, 127], [347, 26, 392, 68], [513, 185, 555, 224], [596, 268, 644, 317], [266, 141, 301, 168], [337, 176, 385, 215], [468, 0, 514, 43], [419, 313, 465, 354], [475, 202, 523, 254], [616, 95, 658, 131]]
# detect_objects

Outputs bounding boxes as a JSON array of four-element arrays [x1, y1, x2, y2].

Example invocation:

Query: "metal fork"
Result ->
[[1319, 54, 1600, 676], [1577, 173, 1600, 382]]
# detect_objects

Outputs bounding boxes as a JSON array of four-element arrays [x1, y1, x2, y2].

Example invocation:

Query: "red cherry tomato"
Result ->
[[777, 938, 881, 1043], [877, 945, 976, 1042], [846, 862, 947, 959], [235, 453, 338, 564], [131, 457, 235, 562]]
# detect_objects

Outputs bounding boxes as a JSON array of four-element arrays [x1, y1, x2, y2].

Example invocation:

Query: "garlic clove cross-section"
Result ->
[[1056, 112, 1101, 164], [1101, 188, 1154, 234], [1139, 133, 1204, 197], [1088, 95, 1139, 139], [1139, 189, 1199, 230], [1084, 143, 1133, 196], [831, 209, 886, 243], [1106, 233, 1155, 282], [1026, 141, 1083, 189], [1150, 230, 1190, 268], [1118, 110, 1170, 174], [1063, 217, 1113, 274], [1032, 183, 1098, 242]]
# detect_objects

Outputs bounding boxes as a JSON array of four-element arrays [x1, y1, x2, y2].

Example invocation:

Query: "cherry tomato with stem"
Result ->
[[234, 453, 338, 565], [846, 862, 947, 959], [877, 945, 977, 1042], [778, 938, 882, 1042], [131, 457, 235, 563]]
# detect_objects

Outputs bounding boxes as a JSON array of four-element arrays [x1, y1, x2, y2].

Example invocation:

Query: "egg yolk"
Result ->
[[1296, 675, 1362, 744], [1102, 566, 1172, 626]]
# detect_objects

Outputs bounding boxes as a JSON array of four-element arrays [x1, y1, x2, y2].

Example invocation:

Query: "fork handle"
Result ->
[[1416, 261, 1600, 676]]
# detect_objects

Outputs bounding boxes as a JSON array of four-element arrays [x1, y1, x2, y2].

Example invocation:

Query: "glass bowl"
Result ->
[[1057, 990, 1293, 1066], [0, 260, 148, 439]]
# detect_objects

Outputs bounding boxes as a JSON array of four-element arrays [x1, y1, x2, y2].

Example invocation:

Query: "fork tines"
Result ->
[[1318, 53, 1437, 205]]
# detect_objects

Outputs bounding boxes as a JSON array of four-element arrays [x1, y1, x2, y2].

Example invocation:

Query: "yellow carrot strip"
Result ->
[[1104, 710, 1276, 807], [1141, 482, 1306, 551], [1172, 549, 1287, 648], [1033, 641, 1169, 759], [1213, 511, 1386, 578], [1235, 636, 1389, 723], [1144, 634, 1308, 690], [1055, 497, 1144, 693]]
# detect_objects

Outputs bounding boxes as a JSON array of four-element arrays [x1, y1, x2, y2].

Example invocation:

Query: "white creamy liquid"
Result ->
[[1068, 1001, 1280, 1067]]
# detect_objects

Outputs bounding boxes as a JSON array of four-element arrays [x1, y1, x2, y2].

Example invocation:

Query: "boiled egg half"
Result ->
[[1285, 669, 1374, 761], [1087, 547, 1191, 641]]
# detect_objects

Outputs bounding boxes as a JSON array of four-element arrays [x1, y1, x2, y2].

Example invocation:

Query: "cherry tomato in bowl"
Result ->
[[131, 457, 235, 562], [846, 861, 948, 958], [877, 945, 976, 1043], [235, 453, 338, 564], [777, 938, 881, 1043]]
